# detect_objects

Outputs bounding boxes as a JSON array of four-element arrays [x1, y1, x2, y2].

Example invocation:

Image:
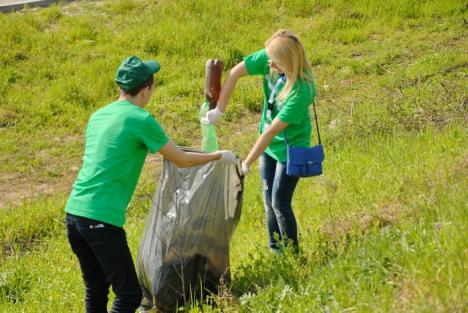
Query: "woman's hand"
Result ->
[[201, 62, 247, 124], [242, 118, 289, 171], [241, 162, 250, 176], [201, 107, 224, 124]]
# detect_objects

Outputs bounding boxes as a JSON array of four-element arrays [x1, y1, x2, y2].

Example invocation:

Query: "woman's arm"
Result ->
[[159, 140, 237, 167], [242, 118, 289, 171], [202, 61, 248, 123], [217, 61, 248, 112]]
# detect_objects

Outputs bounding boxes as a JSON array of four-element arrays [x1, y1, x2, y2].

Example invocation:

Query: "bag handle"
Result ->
[[284, 101, 321, 146]]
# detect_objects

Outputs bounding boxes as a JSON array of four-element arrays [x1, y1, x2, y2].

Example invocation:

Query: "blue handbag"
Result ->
[[284, 102, 324, 177]]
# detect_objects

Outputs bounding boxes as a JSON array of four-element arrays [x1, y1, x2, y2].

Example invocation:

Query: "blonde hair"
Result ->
[[265, 29, 314, 102]]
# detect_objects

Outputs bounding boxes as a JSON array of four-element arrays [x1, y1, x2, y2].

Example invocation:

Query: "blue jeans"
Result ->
[[66, 213, 142, 313], [260, 153, 300, 252]]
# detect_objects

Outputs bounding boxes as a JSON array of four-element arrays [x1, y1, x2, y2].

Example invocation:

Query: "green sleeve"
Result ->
[[140, 115, 170, 153], [243, 49, 269, 76], [277, 82, 315, 125], [277, 94, 310, 125]]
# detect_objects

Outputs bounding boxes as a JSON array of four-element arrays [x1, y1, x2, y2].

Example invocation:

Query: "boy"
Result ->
[[65, 55, 237, 313]]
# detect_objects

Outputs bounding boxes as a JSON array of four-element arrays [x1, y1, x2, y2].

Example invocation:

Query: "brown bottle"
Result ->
[[204, 59, 224, 110]]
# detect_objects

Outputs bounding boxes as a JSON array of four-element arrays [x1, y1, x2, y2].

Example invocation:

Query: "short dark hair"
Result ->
[[122, 74, 154, 96]]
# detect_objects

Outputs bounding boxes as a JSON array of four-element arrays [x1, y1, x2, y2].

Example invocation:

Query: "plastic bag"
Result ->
[[137, 152, 243, 312]]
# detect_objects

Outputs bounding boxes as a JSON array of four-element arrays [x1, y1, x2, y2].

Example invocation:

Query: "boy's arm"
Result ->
[[158, 140, 237, 167]]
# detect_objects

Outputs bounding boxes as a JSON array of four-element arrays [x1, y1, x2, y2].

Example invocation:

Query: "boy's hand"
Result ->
[[219, 150, 238, 165]]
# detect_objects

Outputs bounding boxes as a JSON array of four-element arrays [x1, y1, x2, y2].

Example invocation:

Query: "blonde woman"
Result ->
[[203, 29, 316, 253]]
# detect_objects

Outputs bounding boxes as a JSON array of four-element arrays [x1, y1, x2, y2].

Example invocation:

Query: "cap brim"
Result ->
[[145, 60, 160, 74]]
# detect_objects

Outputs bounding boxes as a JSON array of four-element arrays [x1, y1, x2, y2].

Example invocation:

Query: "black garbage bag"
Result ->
[[137, 153, 243, 312]]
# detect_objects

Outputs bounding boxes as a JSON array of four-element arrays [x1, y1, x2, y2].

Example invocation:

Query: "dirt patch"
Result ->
[[322, 201, 404, 241], [398, 62, 468, 89], [2, 236, 39, 259], [454, 154, 468, 174], [0, 153, 168, 209], [322, 216, 353, 240], [0, 171, 73, 208], [377, 203, 401, 226], [396, 278, 467, 313]]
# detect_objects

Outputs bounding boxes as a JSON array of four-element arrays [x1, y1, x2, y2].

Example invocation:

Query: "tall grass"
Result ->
[[1, 125, 466, 312]]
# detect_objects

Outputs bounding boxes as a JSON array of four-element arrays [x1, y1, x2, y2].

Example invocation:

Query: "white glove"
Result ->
[[241, 162, 250, 176], [201, 107, 224, 124], [219, 150, 238, 165]]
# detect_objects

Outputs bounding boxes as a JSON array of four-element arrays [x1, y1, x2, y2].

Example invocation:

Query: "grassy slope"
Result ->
[[0, 0, 467, 312]]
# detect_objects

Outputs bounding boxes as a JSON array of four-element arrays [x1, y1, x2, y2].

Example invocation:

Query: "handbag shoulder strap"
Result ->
[[284, 101, 321, 145]]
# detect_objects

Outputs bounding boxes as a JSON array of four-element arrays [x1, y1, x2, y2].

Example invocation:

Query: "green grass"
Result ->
[[0, 0, 467, 312]]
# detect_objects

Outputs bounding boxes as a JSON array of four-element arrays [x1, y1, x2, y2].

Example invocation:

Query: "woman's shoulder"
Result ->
[[246, 48, 268, 59], [244, 48, 270, 76], [292, 78, 315, 102]]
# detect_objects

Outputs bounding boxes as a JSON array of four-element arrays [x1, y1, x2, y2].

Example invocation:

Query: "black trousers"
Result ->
[[66, 213, 142, 313]]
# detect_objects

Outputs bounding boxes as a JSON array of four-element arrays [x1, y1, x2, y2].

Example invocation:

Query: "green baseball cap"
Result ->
[[115, 55, 160, 92]]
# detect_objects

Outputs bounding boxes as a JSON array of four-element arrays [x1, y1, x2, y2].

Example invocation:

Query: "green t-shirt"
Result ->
[[65, 100, 169, 227], [244, 49, 316, 162]]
